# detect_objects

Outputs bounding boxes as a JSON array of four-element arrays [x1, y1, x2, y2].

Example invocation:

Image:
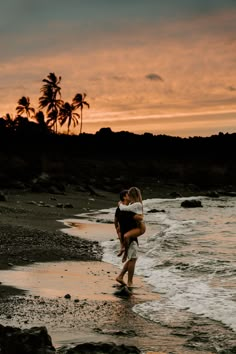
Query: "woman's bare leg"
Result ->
[[117, 245, 125, 257], [122, 225, 145, 262], [124, 223, 146, 242], [117, 233, 125, 256]]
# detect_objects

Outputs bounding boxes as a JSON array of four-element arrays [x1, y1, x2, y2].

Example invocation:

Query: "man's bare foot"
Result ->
[[127, 282, 133, 288], [122, 253, 127, 263], [117, 249, 125, 257], [116, 276, 126, 286]]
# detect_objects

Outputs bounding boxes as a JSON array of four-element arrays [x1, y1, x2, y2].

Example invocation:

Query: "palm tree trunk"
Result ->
[[79, 108, 83, 134]]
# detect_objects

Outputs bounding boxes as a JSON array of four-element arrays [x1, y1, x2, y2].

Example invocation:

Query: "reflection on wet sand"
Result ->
[[59, 219, 116, 241], [0, 261, 160, 301]]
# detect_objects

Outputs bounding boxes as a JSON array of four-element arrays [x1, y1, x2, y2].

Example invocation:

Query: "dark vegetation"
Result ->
[[0, 72, 235, 193], [0, 123, 235, 192]]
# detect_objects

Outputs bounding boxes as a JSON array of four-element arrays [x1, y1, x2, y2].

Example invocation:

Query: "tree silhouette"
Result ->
[[35, 110, 45, 125], [0, 117, 6, 131], [3, 113, 15, 130], [47, 109, 59, 131], [72, 93, 89, 134], [58, 102, 80, 134], [16, 96, 35, 118], [39, 73, 62, 133], [14, 115, 30, 128], [35, 110, 49, 134]]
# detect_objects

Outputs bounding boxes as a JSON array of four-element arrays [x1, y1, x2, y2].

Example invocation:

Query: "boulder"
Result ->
[[0, 192, 7, 201], [56, 203, 64, 208], [147, 208, 165, 213], [205, 191, 219, 198], [0, 324, 55, 354], [57, 342, 141, 353], [181, 200, 203, 208], [64, 203, 74, 208], [169, 191, 182, 198]]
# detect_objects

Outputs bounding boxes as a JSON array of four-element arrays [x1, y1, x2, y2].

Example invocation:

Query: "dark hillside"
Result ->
[[0, 125, 235, 192]]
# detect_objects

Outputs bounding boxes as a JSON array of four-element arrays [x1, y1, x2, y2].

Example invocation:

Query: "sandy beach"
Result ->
[[0, 186, 233, 353]]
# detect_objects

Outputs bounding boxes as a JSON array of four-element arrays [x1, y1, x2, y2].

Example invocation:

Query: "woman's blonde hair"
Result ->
[[128, 186, 143, 204]]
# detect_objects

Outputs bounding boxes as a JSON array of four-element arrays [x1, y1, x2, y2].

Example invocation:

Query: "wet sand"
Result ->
[[0, 260, 159, 301], [0, 256, 216, 354]]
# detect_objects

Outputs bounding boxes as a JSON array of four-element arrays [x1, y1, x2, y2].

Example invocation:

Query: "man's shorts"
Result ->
[[127, 241, 138, 260]]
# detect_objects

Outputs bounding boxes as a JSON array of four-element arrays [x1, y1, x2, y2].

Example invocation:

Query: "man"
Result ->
[[114, 189, 143, 288], [114, 189, 130, 252]]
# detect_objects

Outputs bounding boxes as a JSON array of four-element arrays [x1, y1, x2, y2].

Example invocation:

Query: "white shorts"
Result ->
[[127, 241, 138, 260]]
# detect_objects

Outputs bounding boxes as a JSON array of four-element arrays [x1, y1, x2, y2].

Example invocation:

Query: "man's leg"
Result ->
[[127, 258, 137, 287], [116, 260, 129, 285]]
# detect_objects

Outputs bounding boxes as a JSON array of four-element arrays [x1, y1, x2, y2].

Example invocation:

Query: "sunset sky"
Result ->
[[0, 0, 236, 137]]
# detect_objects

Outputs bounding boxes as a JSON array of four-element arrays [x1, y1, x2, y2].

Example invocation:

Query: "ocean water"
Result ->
[[74, 196, 236, 332]]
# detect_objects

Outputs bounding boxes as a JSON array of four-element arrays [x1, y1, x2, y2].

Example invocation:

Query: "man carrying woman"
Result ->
[[114, 187, 145, 288]]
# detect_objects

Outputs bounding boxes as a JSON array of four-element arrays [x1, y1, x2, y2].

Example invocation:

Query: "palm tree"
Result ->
[[16, 96, 35, 118], [58, 102, 80, 134], [72, 93, 90, 134], [14, 115, 30, 129], [3, 113, 15, 130], [35, 110, 49, 134], [35, 110, 46, 125], [39, 73, 62, 133], [47, 109, 59, 131]]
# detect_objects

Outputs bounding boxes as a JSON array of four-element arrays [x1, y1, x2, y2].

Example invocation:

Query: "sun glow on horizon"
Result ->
[[79, 109, 236, 137]]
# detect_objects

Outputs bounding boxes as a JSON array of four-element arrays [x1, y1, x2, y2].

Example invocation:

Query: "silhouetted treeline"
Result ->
[[0, 124, 236, 189], [1, 72, 90, 136]]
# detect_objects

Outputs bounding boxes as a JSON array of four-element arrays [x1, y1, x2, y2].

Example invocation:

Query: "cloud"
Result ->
[[228, 86, 236, 91], [145, 73, 163, 81]]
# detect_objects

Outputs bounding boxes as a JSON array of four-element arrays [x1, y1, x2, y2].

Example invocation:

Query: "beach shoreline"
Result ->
[[0, 186, 234, 353]]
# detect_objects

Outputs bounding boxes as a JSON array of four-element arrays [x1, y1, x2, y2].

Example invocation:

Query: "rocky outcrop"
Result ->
[[0, 324, 141, 354], [0, 325, 55, 354], [57, 342, 141, 354], [205, 191, 219, 198], [169, 191, 182, 198], [147, 208, 165, 213], [0, 191, 7, 201], [181, 199, 203, 208]]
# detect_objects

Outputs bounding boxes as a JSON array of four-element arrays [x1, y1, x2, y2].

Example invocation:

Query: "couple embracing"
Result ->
[[114, 187, 146, 288]]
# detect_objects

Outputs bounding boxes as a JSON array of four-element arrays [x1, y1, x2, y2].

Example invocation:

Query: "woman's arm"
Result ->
[[133, 214, 143, 221], [119, 202, 142, 214]]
